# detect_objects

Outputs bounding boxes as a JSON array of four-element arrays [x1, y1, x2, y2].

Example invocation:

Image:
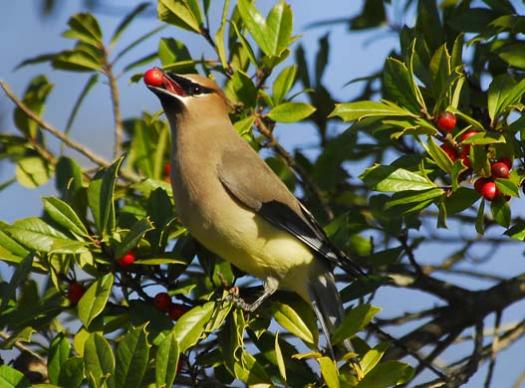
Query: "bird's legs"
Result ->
[[228, 277, 279, 312]]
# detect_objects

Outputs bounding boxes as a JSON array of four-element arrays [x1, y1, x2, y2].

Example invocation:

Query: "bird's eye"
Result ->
[[190, 85, 202, 95]]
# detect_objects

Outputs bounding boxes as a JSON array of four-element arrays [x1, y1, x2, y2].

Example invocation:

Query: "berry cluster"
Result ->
[[153, 292, 189, 320], [474, 158, 512, 201], [436, 112, 513, 202]]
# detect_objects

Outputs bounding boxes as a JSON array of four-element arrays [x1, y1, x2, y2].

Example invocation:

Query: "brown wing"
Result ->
[[217, 143, 364, 277]]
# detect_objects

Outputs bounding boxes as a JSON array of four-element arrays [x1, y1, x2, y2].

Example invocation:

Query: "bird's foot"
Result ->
[[226, 290, 259, 312]]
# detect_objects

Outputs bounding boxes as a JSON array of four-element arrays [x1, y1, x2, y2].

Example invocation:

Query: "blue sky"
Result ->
[[1, 1, 525, 386]]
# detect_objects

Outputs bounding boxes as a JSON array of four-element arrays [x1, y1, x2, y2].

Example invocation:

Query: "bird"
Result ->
[[144, 68, 363, 355]]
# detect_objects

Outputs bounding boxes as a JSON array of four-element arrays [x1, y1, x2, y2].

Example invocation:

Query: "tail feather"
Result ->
[[308, 266, 353, 358]]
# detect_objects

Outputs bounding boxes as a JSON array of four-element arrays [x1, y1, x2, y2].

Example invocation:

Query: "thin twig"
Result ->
[[484, 310, 501, 388], [0, 80, 140, 182], [0, 331, 46, 364]]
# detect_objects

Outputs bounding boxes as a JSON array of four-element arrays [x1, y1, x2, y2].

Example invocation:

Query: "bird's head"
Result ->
[[144, 68, 230, 122]]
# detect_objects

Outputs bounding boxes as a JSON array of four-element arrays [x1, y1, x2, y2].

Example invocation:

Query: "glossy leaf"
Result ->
[[6, 217, 71, 253], [330, 101, 417, 121], [15, 157, 52, 189], [157, 0, 202, 33], [114, 218, 154, 259], [84, 333, 115, 387], [360, 165, 436, 192], [115, 324, 150, 388], [0, 255, 33, 312], [318, 357, 339, 388], [156, 331, 180, 388], [268, 102, 316, 122], [273, 65, 297, 105], [48, 334, 71, 385], [172, 301, 214, 352], [272, 300, 317, 346], [43, 197, 89, 238], [0, 365, 28, 387], [332, 304, 381, 345], [274, 333, 287, 382], [78, 273, 114, 327], [357, 360, 414, 388]]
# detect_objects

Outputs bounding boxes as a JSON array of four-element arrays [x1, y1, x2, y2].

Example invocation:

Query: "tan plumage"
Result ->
[[146, 70, 362, 354]]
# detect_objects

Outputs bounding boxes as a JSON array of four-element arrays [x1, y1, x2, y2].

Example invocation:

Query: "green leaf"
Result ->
[[330, 101, 417, 121], [63, 13, 103, 47], [114, 218, 154, 259], [225, 70, 258, 107], [155, 331, 180, 388], [273, 65, 297, 105], [356, 360, 414, 387], [173, 301, 214, 352], [318, 357, 339, 388], [332, 304, 381, 345], [495, 179, 519, 197], [0, 228, 29, 259], [58, 357, 84, 388], [360, 165, 436, 192], [487, 75, 525, 124], [52, 48, 102, 72], [157, 0, 202, 33], [43, 197, 89, 238], [111, 3, 150, 45], [214, 0, 230, 69], [360, 343, 390, 376], [459, 132, 505, 145], [497, 43, 525, 69], [14, 75, 53, 138], [0, 365, 29, 388], [424, 136, 454, 173], [0, 255, 33, 312], [272, 300, 317, 346], [158, 38, 196, 73], [444, 188, 480, 215], [88, 157, 124, 238], [84, 333, 115, 388], [274, 333, 287, 382], [491, 198, 511, 228], [78, 273, 114, 327], [115, 324, 150, 388], [6, 218, 71, 253], [266, 1, 294, 56], [267, 102, 316, 122], [384, 189, 443, 210], [15, 157, 52, 188], [237, 0, 271, 56], [383, 58, 421, 114], [48, 334, 71, 385], [476, 199, 485, 235]]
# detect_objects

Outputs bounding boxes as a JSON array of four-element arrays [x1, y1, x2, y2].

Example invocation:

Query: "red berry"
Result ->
[[67, 283, 85, 305], [143, 68, 164, 87], [498, 157, 512, 170], [118, 251, 136, 266], [163, 162, 171, 182], [459, 131, 478, 168], [436, 112, 457, 132], [480, 181, 500, 201], [474, 177, 489, 193], [440, 143, 457, 162], [153, 292, 172, 312], [491, 162, 510, 179], [169, 304, 188, 320]]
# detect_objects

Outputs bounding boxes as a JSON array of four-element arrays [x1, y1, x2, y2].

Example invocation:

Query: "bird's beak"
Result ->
[[146, 70, 188, 99]]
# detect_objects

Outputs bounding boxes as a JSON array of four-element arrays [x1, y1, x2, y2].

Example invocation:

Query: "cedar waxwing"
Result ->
[[144, 68, 363, 355]]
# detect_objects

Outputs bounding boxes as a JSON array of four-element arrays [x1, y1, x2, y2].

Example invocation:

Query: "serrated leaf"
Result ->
[[156, 331, 180, 388], [330, 100, 417, 121], [115, 324, 150, 388], [84, 333, 115, 388], [43, 197, 89, 238], [78, 273, 114, 327], [268, 102, 315, 122], [332, 304, 381, 345], [173, 301, 214, 352]]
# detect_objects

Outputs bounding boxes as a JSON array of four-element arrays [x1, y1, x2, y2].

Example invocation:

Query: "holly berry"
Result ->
[[441, 143, 457, 162], [67, 283, 85, 305], [474, 177, 489, 193], [143, 68, 164, 87], [163, 162, 171, 182], [118, 251, 136, 266], [479, 181, 500, 201], [491, 162, 510, 179], [459, 131, 478, 168], [153, 292, 172, 312], [498, 157, 512, 170], [169, 304, 188, 320], [436, 112, 457, 132]]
